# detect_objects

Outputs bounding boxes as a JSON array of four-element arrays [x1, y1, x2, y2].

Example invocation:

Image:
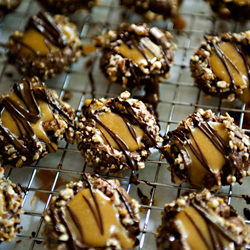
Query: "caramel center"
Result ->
[[117, 37, 161, 66], [19, 28, 59, 56], [210, 42, 248, 88], [96, 112, 144, 151], [186, 122, 229, 189], [66, 188, 134, 248], [0, 190, 5, 217], [1, 92, 57, 152], [175, 206, 231, 250]]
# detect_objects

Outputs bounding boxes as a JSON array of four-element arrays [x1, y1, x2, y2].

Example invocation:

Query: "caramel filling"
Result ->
[[186, 122, 229, 189], [175, 206, 231, 250], [19, 28, 59, 56], [117, 37, 161, 66], [96, 112, 144, 151], [19, 24, 75, 56], [1, 93, 57, 152], [210, 42, 249, 88], [0, 190, 5, 217], [65, 188, 134, 248]]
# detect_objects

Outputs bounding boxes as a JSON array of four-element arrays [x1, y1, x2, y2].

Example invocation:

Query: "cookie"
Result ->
[[205, 0, 250, 23], [160, 109, 250, 190], [6, 11, 82, 80], [190, 31, 250, 104], [156, 189, 250, 250], [0, 166, 24, 243], [0, 0, 21, 17], [76, 91, 163, 172], [120, 0, 183, 22], [0, 77, 75, 168], [43, 173, 140, 250], [37, 0, 97, 14], [95, 23, 176, 90]]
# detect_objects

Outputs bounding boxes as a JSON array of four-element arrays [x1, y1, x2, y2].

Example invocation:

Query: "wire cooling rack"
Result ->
[[1, 0, 250, 249]]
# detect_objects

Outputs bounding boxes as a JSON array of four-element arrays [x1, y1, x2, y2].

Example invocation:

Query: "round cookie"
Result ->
[[156, 189, 250, 250], [43, 173, 140, 250], [95, 23, 176, 90], [160, 109, 250, 190], [76, 91, 163, 172], [0, 77, 76, 168], [205, 0, 250, 23], [6, 11, 82, 80], [37, 0, 97, 14], [120, 0, 183, 22], [190, 31, 250, 104], [0, 0, 21, 17], [0, 166, 24, 243]]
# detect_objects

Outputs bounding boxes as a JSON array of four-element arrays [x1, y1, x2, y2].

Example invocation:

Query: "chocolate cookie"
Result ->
[[205, 0, 250, 23], [156, 189, 250, 250], [76, 91, 163, 172], [0, 166, 24, 243], [160, 109, 250, 190], [95, 23, 176, 90], [190, 31, 250, 103], [0, 77, 75, 168], [120, 0, 183, 21], [43, 173, 140, 250], [37, 0, 97, 14], [6, 11, 82, 80], [0, 0, 21, 17]]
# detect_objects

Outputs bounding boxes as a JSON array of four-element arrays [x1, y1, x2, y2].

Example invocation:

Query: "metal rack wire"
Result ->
[[1, 0, 250, 249]]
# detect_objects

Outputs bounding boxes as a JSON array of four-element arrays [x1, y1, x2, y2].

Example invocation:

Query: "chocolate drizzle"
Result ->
[[92, 113, 139, 170], [114, 97, 159, 148], [11, 11, 68, 57], [191, 200, 241, 245], [84, 173, 104, 235], [37, 82, 75, 127], [28, 11, 67, 48]]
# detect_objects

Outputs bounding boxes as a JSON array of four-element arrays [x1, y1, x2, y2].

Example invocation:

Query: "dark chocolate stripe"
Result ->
[[121, 116, 138, 145], [85, 174, 104, 235], [82, 194, 103, 235], [191, 200, 241, 244], [193, 118, 227, 155], [93, 115, 138, 170], [0, 120, 30, 154], [184, 211, 213, 250], [13, 79, 40, 116], [208, 224, 222, 250], [102, 178, 139, 232], [39, 83, 75, 127], [232, 41, 250, 84], [116, 98, 158, 147], [212, 41, 236, 91], [29, 11, 67, 47]]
